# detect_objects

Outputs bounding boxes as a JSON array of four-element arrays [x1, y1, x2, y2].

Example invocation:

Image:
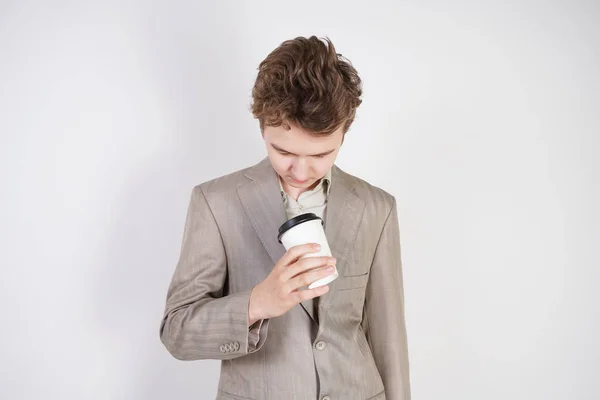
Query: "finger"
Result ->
[[285, 265, 336, 293], [279, 243, 321, 267], [281, 256, 335, 281], [292, 284, 330, 303]]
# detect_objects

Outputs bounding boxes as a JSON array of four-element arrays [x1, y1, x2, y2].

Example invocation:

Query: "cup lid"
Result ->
[[277, 213, 323, 243]]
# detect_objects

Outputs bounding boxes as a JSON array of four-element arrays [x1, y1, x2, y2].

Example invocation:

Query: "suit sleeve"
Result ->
[[361, 197, 411, 399], [160, 186, 269, 360]]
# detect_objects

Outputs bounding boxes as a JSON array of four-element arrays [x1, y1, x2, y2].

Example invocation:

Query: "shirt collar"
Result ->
[[279, 168, 333, 197]]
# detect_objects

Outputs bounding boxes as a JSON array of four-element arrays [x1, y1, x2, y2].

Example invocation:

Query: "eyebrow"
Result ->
[[271, 143, 335, 157]]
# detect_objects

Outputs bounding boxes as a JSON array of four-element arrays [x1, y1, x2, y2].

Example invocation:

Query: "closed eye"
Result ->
[[280, 151, 326, 158], [273, 144, 332, 158]]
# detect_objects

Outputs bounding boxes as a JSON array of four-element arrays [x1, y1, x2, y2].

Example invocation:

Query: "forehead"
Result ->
[[264, 124, 343, 152]]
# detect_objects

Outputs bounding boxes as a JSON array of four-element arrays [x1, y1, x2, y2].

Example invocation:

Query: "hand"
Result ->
[[248, 243, 336, 325]]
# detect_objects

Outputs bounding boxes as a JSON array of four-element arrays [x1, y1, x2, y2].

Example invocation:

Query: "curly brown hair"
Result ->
[[251, 36, 362, 136]]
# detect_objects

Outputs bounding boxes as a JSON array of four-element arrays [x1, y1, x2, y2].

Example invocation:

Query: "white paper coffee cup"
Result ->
[[277, 213, 338, 289]]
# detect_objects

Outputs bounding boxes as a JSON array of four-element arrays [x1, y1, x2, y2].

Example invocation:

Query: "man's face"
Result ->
[[263, 122, 344, 192]]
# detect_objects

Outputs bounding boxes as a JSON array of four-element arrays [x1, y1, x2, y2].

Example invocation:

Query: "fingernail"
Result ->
[[314, 244, 321, 250]]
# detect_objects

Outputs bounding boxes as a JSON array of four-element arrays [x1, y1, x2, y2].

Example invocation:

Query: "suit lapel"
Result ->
[[237, 158, 287, 267], [318, 165, 365, 326]]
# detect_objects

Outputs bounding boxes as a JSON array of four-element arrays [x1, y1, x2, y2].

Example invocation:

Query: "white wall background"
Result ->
[[1, 0, 598, 399]]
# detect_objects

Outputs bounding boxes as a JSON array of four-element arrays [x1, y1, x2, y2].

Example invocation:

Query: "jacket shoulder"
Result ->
[[338, 167, 395, 204], [190, 164, 253, 198]]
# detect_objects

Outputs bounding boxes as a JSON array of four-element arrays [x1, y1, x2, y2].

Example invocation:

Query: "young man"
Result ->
[[160, 36, 411, 400]]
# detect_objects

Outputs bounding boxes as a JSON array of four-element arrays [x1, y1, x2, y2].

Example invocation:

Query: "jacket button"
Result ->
[[315, 341, 326, 350], [322, 396, 331, 400]]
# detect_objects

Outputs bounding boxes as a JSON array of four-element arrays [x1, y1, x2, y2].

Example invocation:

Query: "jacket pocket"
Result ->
[[337, 272, 369, 290], [333, 274, 370, 323]]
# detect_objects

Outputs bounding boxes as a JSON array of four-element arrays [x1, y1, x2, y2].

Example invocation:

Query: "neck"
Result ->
[[280, 177, 321, 201]]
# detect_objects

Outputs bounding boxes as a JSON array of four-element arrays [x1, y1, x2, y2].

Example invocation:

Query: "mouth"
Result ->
[[290, 178, 310, 185]]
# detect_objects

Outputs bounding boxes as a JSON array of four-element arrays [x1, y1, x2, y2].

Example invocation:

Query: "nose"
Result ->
[[292, 158, 310, 181]]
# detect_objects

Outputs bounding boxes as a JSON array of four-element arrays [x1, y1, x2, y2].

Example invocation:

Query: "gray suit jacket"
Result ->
[[160, 157, 411, 400]]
